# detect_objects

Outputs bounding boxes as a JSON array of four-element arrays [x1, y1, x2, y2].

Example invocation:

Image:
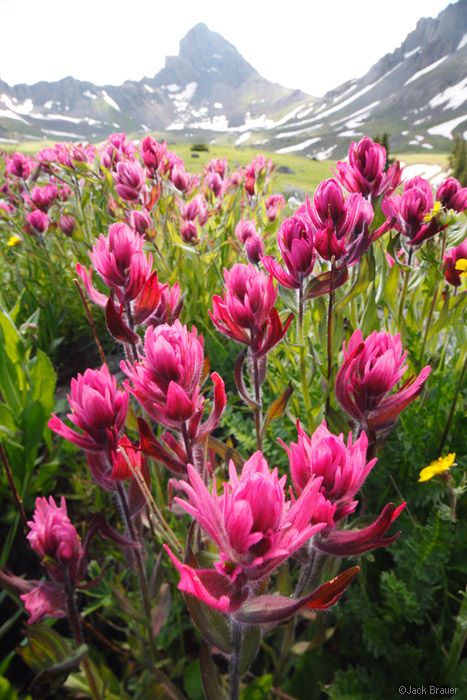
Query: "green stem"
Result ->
[[116, 482, 157, 663], [397, 249, 413, 330], [325, 259, 335, 417], [419, 284, 439, 366], [438, 354, 467, 454], [65, 579, 102, 700], [297, 284, 312, 427], [445, 587, 467, 680], [252, 356, 263, 451]]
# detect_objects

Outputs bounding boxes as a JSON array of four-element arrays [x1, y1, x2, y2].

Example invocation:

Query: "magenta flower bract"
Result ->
[[26, 496, 86, 584], [141, 135, 167, 175], [114, 160, 146, 201], [48, 365, 128, 453], [306, 179, 374, 265], [335, 330, 431, 433], [381, 176, 441, 246], [165, 452, 328, 612], [335, 137, 402, 199], [59, 214, 76, 237], [25, 209, 49, 235], [235, 219, 257, 244], [20, 581, 67, 624], [79, 222, 152, 305], [436, 177, 467, 212], [209, 263, 293, 358], [245, 234, 264, 264], [122, 320, 226, 435], [6, 152, 33, 179], [443, 240, 467, 287], [262, 213, 316, 289], [30, 184, 59, 211], [314, 502, 406, 556], [281, 421, 377, 521], [127, 208, 152, 236], [265, 193, 286, 222]]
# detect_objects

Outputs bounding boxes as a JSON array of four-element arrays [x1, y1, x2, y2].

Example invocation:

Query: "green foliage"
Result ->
[[449, 136, 467, 186]]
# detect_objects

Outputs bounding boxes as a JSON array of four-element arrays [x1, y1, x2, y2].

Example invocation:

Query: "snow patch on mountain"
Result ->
[[405, 56, 448, 86], [427, 114, 467, 138], [429, 77, 467, 111], [101, 91, 121, 112], [276, 137, 320, 154]]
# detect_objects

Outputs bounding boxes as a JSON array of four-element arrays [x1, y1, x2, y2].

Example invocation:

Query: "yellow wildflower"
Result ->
[[454, 258, 467, 278], [418, 453, 456, 483], [423, 200, 442, 223], [7, 235, 22, 247]]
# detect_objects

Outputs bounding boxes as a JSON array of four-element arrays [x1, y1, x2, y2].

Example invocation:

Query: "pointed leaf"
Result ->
[[262, 383, 293, 435], [234, 566, 360, 623], [199, 641, 228, 700], [105, 296, 140, 345]]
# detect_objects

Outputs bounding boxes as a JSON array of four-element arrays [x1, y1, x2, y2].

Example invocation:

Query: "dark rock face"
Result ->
[[265, 0, 467, 157], [0, 22, 307, 142]]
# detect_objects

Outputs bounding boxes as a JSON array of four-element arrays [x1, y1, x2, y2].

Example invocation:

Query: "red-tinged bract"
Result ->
[[436, 176, 467, 212], [335, 330, 431, 434], [26, 496, 86, 584], [262, 213, 316, 289], [165, 452, 329, 613], [48, 365, 128, 453], [306, 178, 374, 265], [281, 420, 377, 521], [209, 263, 293, 358], [335, 137, 402, 200]]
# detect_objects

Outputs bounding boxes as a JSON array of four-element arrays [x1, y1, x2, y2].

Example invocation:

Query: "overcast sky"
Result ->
[[0, 0, 456, 96]]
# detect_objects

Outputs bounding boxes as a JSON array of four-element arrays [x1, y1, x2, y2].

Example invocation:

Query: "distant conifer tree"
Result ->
[[374, 133, 393, 171], [449, 136, 467, 185]]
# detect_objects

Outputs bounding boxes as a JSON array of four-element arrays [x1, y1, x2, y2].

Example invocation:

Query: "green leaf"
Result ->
[[199, 642, 228, 700], [239, 624, 261, 676], [20, 624, 76, 672], [241, 674, 273, 700], [29, 349, 56, 414], [184, 594, 231, 653], [261, 383, 293, 435], [183, 659, 204, 700]]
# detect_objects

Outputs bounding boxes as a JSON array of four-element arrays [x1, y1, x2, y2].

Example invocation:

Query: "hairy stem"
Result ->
[[65, 578, 102, 700], [446, 587, 467, 680], [297, 283, 312, 428], [325, 259, 335, 417], [438, 354, 466, 454], [0, 443, 27, 532], [73, 279, 107, 365], [252, 356, 263, 451], [116, 482, 157, 663]]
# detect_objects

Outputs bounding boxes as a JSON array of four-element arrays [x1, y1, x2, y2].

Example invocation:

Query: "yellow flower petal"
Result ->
[[7, 235, 22, 247], [454, 258, 467, 277], [418, 453, 456, 483]]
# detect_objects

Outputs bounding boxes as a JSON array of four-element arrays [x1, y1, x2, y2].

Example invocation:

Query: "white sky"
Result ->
[[0, 0, 455, 96]]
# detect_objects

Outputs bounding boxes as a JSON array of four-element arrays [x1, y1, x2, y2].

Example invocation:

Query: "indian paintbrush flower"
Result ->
[[209, 263, 293, 358], [262, 212, 316, 289], [48, 365, 128, 454], [335, 329, 431, 434], [281, 421, 377, 521], [306, 178, 374, 265], [335, 136, 401, 200]]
